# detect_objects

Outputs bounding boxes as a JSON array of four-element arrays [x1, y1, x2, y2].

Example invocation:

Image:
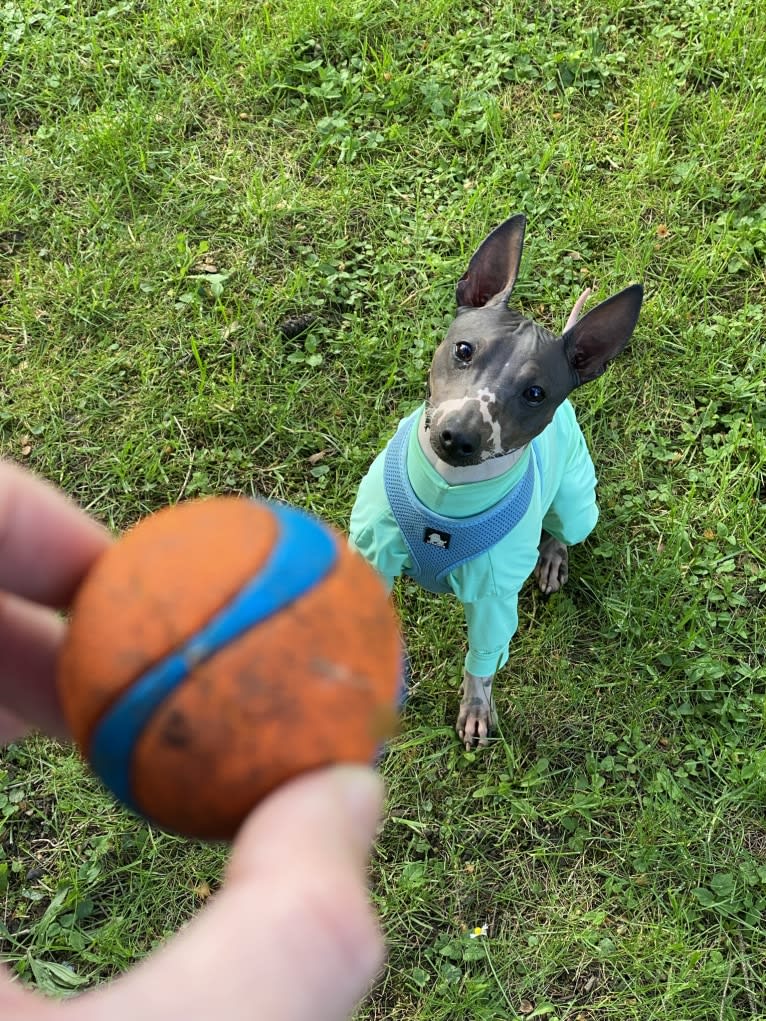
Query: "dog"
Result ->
[[349, 214, 643, 749]]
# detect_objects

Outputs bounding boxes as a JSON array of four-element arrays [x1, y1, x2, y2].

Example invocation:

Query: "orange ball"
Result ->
[[57, 497, 402, 841]]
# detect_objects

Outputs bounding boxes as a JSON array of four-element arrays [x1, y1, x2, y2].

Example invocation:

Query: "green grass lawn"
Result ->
[[2, 0, 765, 1016]]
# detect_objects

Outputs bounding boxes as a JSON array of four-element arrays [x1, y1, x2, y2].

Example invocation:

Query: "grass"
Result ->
[[1, 0, 765, 1015]]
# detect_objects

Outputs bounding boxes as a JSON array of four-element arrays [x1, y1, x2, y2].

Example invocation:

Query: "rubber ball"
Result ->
[[57, 497, 402, 840]]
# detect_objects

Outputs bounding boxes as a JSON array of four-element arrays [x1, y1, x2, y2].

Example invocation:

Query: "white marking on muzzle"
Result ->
[[431, 390, 503, 460], [476, 388, 502, 459], [417, 410, 526, 484]]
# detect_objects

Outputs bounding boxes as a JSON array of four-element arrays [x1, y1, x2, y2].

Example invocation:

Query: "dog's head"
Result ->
[[425, 215, 643, 467]]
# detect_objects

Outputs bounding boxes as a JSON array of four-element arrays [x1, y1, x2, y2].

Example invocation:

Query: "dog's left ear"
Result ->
[[455, 214, 526, 308], [564, 284, 644, 384]]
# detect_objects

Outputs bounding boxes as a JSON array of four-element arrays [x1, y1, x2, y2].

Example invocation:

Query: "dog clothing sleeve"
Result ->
[[540, 400, 599, 545], [461, 595, 518, 676], [452, 513, 539, 674]]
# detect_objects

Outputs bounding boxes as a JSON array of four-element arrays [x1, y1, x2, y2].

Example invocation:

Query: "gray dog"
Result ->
[[350, 214, 643, 748]]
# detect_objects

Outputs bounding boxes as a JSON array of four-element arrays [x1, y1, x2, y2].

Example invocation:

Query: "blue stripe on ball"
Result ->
[[89, 502, 338, 815]]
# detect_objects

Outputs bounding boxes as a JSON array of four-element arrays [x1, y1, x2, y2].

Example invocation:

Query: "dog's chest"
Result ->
[[383, 414, 540, 594], [349, 400, 594, 602]]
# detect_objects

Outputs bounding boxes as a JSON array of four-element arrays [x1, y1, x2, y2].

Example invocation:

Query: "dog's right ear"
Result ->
[[455, 214, 526, 309], [563, 283, 644, 384]]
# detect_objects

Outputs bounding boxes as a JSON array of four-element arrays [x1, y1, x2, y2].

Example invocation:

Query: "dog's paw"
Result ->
[[457, 672, 496, 750], [535, 533, 569, 595], [456, 700, 494, 749]]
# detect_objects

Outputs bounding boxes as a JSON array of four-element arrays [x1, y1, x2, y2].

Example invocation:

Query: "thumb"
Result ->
[[71, 766, 385, 1021]]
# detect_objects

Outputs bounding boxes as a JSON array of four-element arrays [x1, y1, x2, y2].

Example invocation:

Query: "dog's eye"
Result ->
[[523, 385, 546, 405], [454, 342, 474, 363]]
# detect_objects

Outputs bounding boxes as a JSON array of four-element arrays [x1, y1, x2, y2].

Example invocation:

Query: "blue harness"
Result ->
[[383, 417, 541, 594]]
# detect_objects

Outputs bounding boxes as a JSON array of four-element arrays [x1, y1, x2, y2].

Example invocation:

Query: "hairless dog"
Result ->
[[350, 214, 643, 748]]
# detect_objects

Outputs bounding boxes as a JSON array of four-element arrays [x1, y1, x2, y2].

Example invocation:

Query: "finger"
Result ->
[[70, 766, 385, 1021], [0, 965, 57, 1019], [0, 461, 109, 606], [0, 592, 70, 741], [0, 707, 25, 745]]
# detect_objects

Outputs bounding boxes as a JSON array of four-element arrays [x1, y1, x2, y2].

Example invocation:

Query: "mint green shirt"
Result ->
[[349, 400, 598, 676]]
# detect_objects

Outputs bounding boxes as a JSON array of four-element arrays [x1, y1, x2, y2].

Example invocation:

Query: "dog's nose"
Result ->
[[439, 427, 479, 458]]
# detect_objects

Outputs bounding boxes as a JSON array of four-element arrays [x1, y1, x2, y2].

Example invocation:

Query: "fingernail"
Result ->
[[330, 766, 384, 858]]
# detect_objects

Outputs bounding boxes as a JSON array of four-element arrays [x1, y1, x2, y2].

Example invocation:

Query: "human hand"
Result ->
[[0, 462, 385, 1021]]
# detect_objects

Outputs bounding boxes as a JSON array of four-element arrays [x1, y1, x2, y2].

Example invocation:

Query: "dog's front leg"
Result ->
[[457, 670, 496, 750]]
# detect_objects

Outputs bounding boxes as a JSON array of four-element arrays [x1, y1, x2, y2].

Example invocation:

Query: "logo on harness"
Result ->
[[424, 528, 451, 549]]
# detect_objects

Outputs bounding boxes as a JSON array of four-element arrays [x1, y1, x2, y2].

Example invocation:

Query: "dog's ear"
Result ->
[[564, 284, 643, 384], [455, 214, 526, 308]]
